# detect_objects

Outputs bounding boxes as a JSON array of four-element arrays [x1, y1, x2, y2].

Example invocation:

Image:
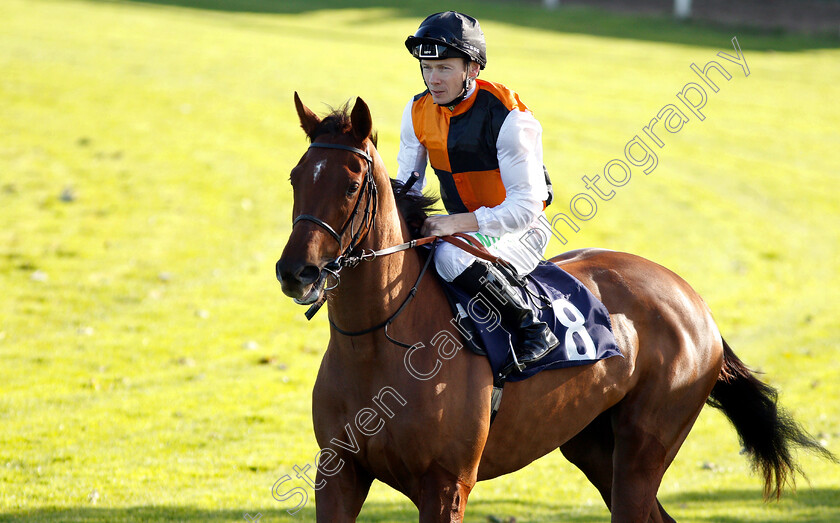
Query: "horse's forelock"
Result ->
[[308, 102, 378, 147]]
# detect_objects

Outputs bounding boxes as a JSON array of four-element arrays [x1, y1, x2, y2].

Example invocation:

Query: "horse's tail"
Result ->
[[706, 338, 837, 499]]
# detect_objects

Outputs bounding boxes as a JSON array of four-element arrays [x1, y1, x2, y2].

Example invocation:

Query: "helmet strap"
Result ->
[[447, 63, 476, 108]]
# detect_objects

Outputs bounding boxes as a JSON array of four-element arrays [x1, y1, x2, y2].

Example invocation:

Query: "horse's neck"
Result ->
[[324, 165, 458, 389], [327, 173, 424, 342]]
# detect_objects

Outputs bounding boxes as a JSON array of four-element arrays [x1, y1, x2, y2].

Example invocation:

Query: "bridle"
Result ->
[[292, 142, 378, 266], [288, 141, 399, 316], [284, 139, 510, 347], [284, 140, 433, 348]]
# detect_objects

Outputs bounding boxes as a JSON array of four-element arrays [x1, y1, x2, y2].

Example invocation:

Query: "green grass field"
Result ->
[[1, 0, 838, 521]]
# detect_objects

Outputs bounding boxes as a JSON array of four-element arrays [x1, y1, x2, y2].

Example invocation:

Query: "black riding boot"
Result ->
[[453, 261, 559, 374]]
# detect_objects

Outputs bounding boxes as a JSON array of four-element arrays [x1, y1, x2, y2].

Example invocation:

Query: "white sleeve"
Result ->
[[472, 110, 548, 237], [396, 99, 428, 194]]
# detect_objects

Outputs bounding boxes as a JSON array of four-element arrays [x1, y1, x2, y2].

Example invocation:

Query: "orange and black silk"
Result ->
[[410, 79, 531, 214]]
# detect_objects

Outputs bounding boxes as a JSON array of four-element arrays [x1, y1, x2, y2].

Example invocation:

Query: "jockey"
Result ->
[[398, 11, 559, 372]]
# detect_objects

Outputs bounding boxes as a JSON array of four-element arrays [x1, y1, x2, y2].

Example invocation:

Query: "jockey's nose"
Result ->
[[276, 258, 321, 296]]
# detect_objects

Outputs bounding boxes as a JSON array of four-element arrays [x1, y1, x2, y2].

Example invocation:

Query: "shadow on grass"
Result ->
[[90, 0, 840, 52], [4, 489, 839, 522], [660, 487, 839, 504], [658, 488, 840, 522]]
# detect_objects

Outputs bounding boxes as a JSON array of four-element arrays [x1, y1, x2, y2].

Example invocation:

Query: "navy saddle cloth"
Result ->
[[438, 259, 623, 383]]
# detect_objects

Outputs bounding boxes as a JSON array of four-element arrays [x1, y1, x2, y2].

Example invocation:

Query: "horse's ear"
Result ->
[[350, 97, 372, 143], [294, 91, 320, 139]]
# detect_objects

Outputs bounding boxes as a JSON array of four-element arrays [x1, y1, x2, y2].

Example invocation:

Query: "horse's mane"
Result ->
[[391, 179, 440, 238]]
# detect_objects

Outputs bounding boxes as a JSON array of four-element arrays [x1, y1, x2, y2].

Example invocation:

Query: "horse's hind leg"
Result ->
[[559, 411, 615, 507], [608, 373, 713, 523], [611, 412, 669, 521], [560, 411, 676, 523]]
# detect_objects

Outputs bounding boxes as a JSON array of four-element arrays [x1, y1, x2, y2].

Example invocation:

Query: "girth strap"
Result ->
[[490, 383, 504, 425]]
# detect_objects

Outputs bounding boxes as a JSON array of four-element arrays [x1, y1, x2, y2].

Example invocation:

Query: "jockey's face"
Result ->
[[421, 58, 476, 105]]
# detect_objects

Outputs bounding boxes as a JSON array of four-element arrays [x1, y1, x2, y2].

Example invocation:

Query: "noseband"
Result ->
[[292, 142, 379, 264]]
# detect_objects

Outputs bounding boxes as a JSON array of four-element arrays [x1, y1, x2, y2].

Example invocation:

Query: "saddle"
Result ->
[[432, 253, 622, 422], [437, 258, 623, 385]]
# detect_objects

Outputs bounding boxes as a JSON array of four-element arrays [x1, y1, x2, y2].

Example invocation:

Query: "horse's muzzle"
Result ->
[[276, 257, 322, 303]]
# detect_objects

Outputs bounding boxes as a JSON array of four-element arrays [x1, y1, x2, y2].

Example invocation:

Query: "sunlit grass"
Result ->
[[0, 0, 838, 521]]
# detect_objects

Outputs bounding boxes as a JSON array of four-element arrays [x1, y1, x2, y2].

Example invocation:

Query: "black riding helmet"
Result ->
[[405, 11, 487, 69]]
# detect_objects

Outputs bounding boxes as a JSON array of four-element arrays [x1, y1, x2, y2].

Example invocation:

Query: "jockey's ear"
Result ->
[[350, 97, 372, 143], [467, 61, 480, 81], [294, 92, 320, 140]]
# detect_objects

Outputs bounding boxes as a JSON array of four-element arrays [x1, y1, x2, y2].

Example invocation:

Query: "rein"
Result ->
[[329, 241, 437, 350], [291, 141, 512, 345]]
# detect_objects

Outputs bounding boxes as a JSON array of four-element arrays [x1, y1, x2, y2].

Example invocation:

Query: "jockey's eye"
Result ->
[[346, 181, 360, 197]]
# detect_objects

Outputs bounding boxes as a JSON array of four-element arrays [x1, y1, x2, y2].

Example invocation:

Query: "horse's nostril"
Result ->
[[276, 258, 320, 288], [276, 259, 285, 282], [276, 259, 297, 284], [276, 258, 303, 284], [298, 265, 321, 285]]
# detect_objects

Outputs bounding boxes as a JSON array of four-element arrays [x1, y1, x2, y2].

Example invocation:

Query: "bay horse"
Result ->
[[275, 94, 833, 522]]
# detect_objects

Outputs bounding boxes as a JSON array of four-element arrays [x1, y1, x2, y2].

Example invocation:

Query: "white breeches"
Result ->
[[434, 216, 552, 282]]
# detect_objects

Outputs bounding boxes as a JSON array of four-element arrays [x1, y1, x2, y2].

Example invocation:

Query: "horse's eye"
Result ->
[[346, 182, 360, 196]]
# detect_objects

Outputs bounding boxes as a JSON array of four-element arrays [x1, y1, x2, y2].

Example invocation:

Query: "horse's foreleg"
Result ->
[[652, 499, 676, 523], [314, 459, 373, 523], [416, 462, 473, 523]]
